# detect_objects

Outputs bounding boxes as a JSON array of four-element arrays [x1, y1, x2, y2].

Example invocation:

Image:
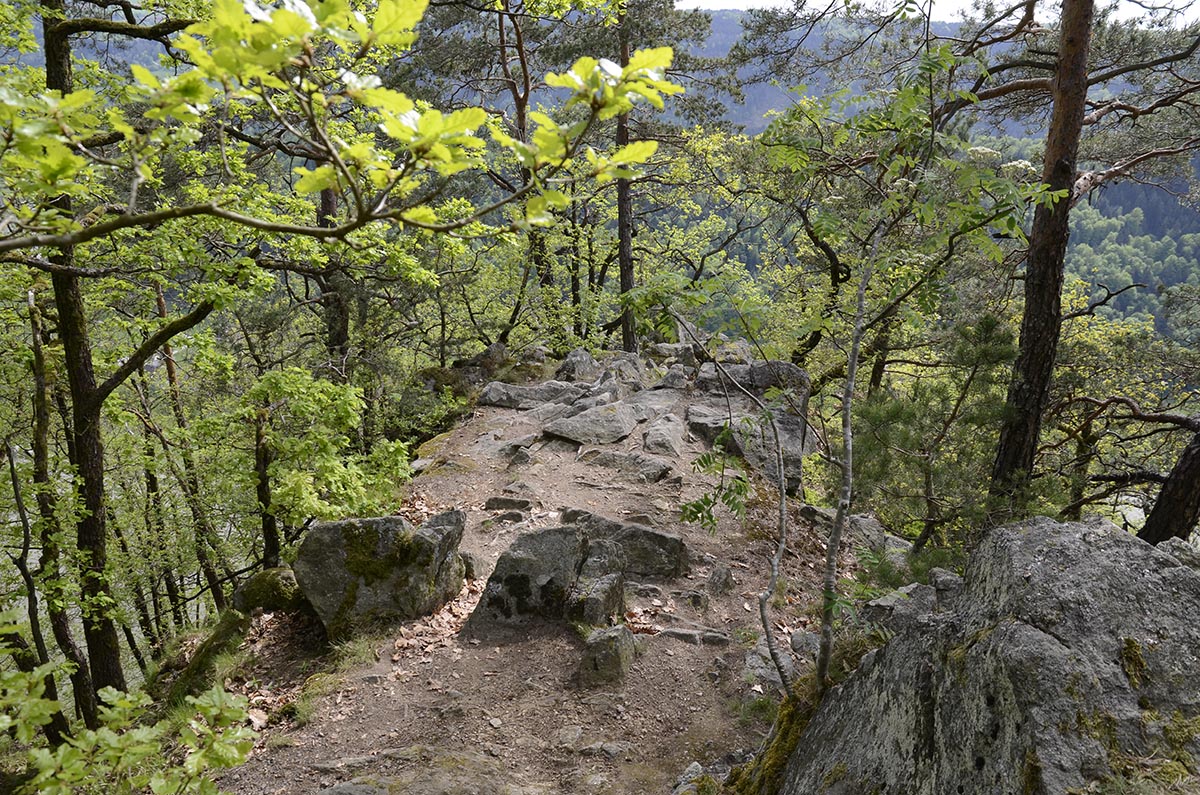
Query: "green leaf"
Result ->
[[293, 164, 337, 194], [611, 139, 658, 164], [373, 0, 428, 45]]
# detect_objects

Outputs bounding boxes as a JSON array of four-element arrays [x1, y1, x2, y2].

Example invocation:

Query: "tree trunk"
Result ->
[[28, 296, 99, 728], [5, 436, 71, 743], [42, 0, 127, 695], [1139, 431, 1200, 544], [616, 11, 637, 354], [989, 0, 1095, 515], [256, 407, 281, 569]]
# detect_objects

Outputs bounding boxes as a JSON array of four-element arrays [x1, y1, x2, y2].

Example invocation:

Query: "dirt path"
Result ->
[[220, 398, 836, 795]]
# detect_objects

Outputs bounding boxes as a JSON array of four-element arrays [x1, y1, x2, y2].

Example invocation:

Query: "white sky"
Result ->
[[675, 0, 1200, 25]]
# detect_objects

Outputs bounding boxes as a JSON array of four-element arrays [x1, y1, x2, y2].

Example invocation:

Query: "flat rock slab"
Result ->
[[544, 403, 639, 445], [578, 449, 673, 483]]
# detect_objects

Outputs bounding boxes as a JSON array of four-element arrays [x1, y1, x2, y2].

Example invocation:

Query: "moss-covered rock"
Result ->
[[293, 511, 466, 640], [759, 519, 1200, 794], [164, 609, 250, 705], [232, 567, 312, 614]]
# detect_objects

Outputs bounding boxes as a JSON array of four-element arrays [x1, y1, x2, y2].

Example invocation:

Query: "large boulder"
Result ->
[[473, 526, 586, 621], [471, 512, 690, 628], [686, 403, 811, 494], [773, 518, 1200, 794], [561, 509, 690, 578], [544, 402, 639, 445], [643, 413, 687, 457], [695, 359, 809, 396], [293, 511, 466, 639], [478, 380, 583, 409]]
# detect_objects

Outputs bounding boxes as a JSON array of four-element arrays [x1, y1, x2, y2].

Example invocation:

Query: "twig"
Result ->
[[670, 310, 804, 695]]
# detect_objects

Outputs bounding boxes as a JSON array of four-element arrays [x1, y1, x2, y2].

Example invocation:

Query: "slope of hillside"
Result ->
[[216, 355, 848, 795]]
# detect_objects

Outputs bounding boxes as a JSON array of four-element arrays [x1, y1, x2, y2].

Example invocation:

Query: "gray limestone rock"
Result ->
[[579, 538, 626, 578], [567, 573, 625, 626], [577, 449, 673, 483], [656, 364, 692, 391], [860, 582, 937, 634], [544, 403, 639, 445], [560, 508, 624, 537], [1159, 536, 1200, 570], [686, 403, 811, 494], [775, 518, 1200, 794], [647, 342, 698, 368], [622, 388, 680, 423], [743, 639, 794, 691], [578, 626, 637, 687], [478, 380, 584, 410], [609, 524, 690, 579], [599, 352, 644, 387], [706, 565, 735, 595], [556, 348, 602, 382], [293, 511, 466, 639], [559, 510, 690, 579], [696, 359, 809, 396], [472, 526, 585, 622], [714, 338, 754, 364], [927, 567, 964, 603]]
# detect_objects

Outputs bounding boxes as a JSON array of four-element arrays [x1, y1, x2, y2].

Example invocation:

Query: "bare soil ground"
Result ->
[[219, 401, 846, 795]]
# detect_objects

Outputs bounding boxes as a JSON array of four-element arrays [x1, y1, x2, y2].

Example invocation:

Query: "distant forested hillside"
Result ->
[[697, 9, 1200, 330]]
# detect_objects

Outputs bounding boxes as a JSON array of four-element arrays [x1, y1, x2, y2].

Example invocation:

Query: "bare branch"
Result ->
[[1063, 283, 1146, 319]]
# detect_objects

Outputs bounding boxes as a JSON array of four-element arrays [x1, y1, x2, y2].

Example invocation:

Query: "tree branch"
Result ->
[[94, 300, 214, 405], [1062, 282, 1145, 319], [48, 17, 194, 39]]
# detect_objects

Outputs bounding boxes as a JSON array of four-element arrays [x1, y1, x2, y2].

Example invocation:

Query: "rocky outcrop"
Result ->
[[774, 518, 1200, 794], [643, 414, 686, 457], [555, 348, 602, 382], [473, 526, 586, 621], [293, 511, 466, 639]]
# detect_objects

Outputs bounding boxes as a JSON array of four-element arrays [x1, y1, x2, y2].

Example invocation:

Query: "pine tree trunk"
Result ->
[[989, 0, 1095, 514], [616, 11, 636, 354], [1139, 431, 1200, 544]]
